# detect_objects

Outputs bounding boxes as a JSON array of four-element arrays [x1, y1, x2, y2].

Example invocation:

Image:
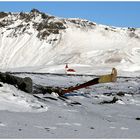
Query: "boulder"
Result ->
[[100, 97, 119, 104], [0, 83, 3, 87], [0, 72, 32, 93]]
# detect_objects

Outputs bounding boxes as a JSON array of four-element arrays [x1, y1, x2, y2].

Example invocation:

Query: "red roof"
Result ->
[[67, 69, 76, 72]]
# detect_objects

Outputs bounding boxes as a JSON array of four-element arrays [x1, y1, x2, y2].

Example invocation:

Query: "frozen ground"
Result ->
[[0, 71, 140, 138]]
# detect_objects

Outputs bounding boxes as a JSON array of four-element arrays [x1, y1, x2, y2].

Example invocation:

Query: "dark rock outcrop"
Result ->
[[116, 92, 125, 96], [33, 85, 63, 95], [100, 97, 119, 104], [0, 72, 32, 93], [0, 12, 8, 19], [136, 117, 140, 120]]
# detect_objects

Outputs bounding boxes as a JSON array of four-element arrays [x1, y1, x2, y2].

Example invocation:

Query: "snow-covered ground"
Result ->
[[0, 72, 140, 138]]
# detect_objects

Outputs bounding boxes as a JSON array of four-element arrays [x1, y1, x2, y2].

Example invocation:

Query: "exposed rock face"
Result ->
[[0, 72, 32, 93], [0, 9, 66, 40], [36, 20, 66, 39], [136, 118, 140, 120], [0, 12, 8, 19], [100, 97, 119, 104], [0, 83, 3, 87], [0, 9, 97, 40], [33, 85, 63, 95]]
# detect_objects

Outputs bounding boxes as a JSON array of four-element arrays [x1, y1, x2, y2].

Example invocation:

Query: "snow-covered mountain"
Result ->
[[0, 9, 140, 73]]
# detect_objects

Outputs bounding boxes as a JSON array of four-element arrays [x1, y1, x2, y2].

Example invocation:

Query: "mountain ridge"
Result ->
[[0, 9, 140, 72]]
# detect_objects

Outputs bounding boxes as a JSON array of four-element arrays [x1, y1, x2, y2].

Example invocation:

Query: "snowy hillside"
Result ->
[[0, 9, 140, 74]]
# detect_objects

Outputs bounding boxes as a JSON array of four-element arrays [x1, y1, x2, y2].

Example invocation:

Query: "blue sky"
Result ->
[[0, 1, 140, 28]]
